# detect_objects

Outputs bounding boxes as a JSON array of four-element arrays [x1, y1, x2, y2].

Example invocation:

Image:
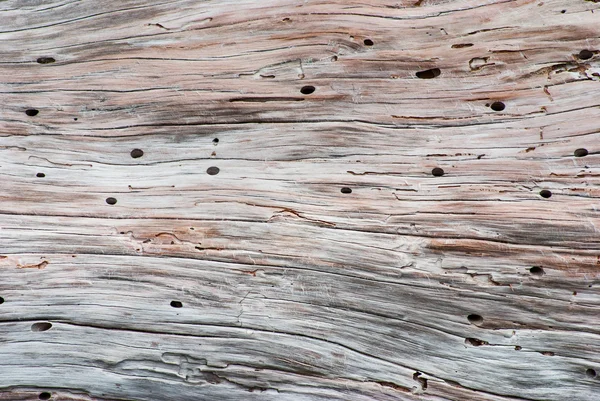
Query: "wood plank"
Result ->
[[1, 0, 599, 399]]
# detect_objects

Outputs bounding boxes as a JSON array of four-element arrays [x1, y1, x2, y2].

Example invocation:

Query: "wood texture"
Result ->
[[1, 0, 599, 399]]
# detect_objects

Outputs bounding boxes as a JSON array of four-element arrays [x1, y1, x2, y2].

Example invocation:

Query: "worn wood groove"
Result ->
[[1, 0, 600, 400]]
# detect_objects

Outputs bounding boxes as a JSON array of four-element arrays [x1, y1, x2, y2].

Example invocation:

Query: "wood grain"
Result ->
[[1, 0, 599, 400]]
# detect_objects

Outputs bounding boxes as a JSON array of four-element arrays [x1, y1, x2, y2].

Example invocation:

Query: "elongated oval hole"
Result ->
[[467, 314, 483, 325], [530, 266, 544, 276], [416, 68, 441, 79], [300, 86, 315, 95], [31, 322, 52, 332], [490, 101, 505, 111], [36, 57, 55, 64]]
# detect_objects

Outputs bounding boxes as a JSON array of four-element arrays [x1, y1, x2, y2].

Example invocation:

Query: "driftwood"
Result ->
[[1, 0, 599, 400]]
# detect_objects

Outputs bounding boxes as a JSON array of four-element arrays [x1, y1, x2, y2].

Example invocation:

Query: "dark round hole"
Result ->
[[363, 39, 374, 46], [207, 166, 220, 175], [539, 190, 552, 199], [579, 50, 593, 60], [36, 172, 45, 178], [574, 148, 588, 157], [36, 57, 55, 64], [0, 296, 4, 304], [467, 314, 483, 325], [25, 109, 39, 116], [130, 149, 144, 159], [213, 138, 219, 144], [39, 392, 51, 400], [31, 322, 52, 332], [73, 117, 78, 121], [431, 167, 444, 177], [300, 85, 315, 95], [515, 345, 522, 351], [529, 266, 544, 276], [106, 197, 117, 205], [416, 68, 441, 79], [170, 301, 183, 308], [586, 368, 597, 378], [560, 9, 566, 13], [490, 101, 505, 111], [341, 187, 352, 194]]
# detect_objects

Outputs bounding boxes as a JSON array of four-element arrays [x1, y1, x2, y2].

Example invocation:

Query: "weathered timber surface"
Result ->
[[1, 0, 600, 400]]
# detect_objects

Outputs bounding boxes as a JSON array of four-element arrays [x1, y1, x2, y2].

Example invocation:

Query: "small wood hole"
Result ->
[[207, 166, 220, 175], [363, 39, 374, 46], [106, 197, 117, 205], [574, 148, 588, 157], [300, 86, 315, 95], [467, 314, 483, 325], [36, 173, 45, 178], [36, 57, 56, 64], [130, 149, 144, 158], [539, 190, 552, 199], [529, 266, 544, 276], [25, 109, 39, 116], [586, 368, 597, 378], [579, 50, 593, 60], [490, 102, 505, 111], [31, 322, 52, 332], [341, 187, 352, 194], [416, 68, 441, 79], [170, 301, 183, 308], [431, 167, 444, 177], [39, 392, 52, 400]]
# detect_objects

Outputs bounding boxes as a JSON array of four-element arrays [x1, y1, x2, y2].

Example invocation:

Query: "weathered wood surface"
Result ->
[[1, 0, 599, 399]]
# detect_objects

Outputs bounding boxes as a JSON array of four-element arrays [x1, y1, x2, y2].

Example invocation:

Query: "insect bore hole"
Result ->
[[207, 166, 220, 175], [106, 197, 117, 205], [539, 190, 552, 199], [467, 314, 483, 325], [36, 57, 56, 64], [416, 68, 441, 79], [579, 50, 593, 60], [25, 109, 39, 116], [574, 148, 588, 157], [490, 102, 505, 111], [300, 85, 315, 95], [39, 392, 52, 400], [431, 167, 444, 177], [363, 39, 374, 46], [341, 187, 352, 194], [171, 301, 183, 308], [529, 266, 544, 276], [130, 149, 144, 158], [31, 322, 53, 332]]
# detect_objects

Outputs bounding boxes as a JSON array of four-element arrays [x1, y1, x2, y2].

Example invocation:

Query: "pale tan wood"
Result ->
[[1, 0, 599, 400]]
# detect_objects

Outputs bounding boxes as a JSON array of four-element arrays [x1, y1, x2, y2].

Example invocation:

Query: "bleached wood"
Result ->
[[0, 0, 599, 400]]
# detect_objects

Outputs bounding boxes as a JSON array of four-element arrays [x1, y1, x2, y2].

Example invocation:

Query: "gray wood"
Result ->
[[0, 0, 599, 399]]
